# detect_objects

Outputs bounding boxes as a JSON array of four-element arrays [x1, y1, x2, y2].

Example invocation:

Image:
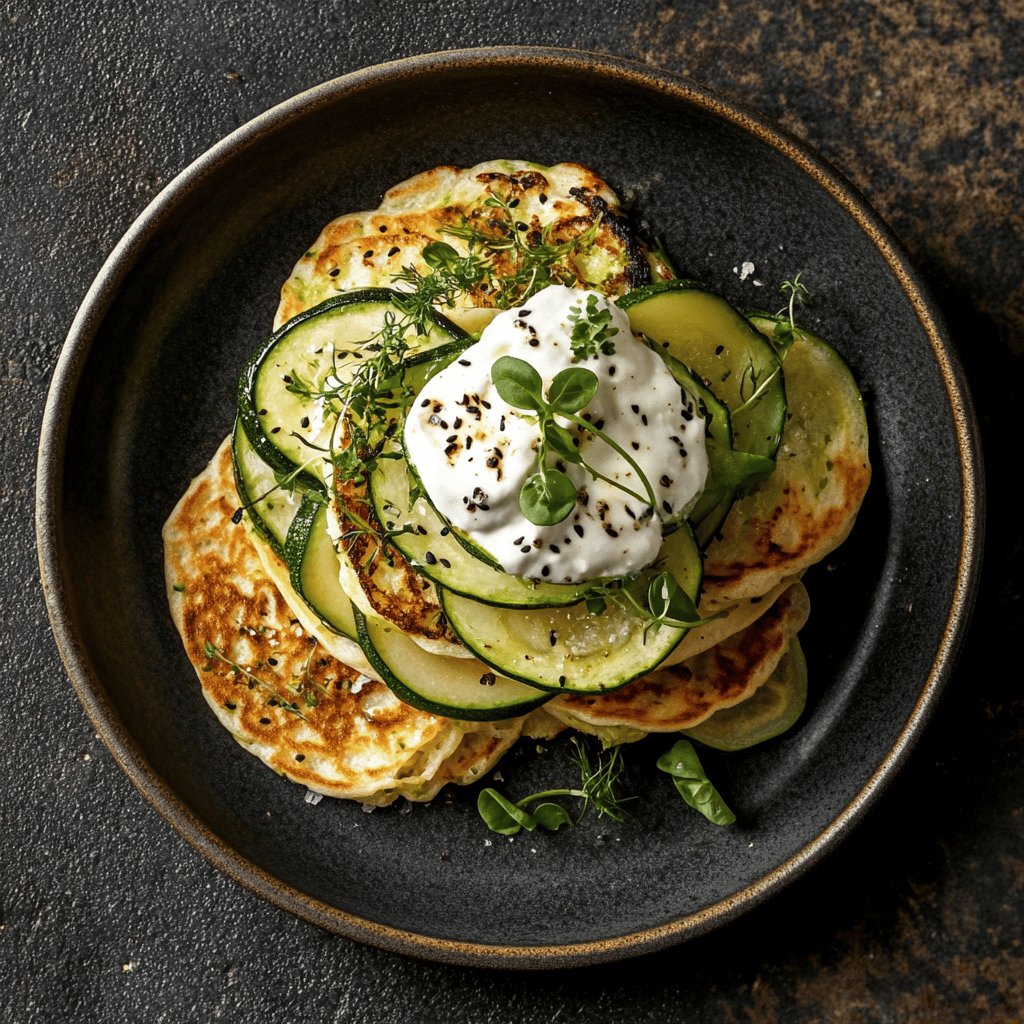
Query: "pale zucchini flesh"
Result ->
[[355, 608, 549, 720], [439, 524, 703, 693]]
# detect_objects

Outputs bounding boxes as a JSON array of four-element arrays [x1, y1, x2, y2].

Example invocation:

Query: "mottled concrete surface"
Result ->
[[2, 1, 1021, 1021]]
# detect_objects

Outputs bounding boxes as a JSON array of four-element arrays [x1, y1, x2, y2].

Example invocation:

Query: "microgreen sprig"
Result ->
[[772, 272, 811, 350], [584, 571, 726, 638], [477, 739, 633, 836], [568, 293, 618, 361], [490, 355, 658, 527]]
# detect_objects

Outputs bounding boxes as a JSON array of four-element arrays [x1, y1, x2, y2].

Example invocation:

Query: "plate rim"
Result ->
[[35, 44, 984, 969]]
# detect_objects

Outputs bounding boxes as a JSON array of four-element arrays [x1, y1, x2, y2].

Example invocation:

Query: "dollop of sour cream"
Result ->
[[403, 285, 708, 584]]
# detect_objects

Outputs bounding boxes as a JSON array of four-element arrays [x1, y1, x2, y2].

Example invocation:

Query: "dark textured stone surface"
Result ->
[[3, 1, 1021, 1021]]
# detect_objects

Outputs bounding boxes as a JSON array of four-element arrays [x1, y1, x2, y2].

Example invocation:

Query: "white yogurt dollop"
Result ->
[[403, 285, 707, 584]]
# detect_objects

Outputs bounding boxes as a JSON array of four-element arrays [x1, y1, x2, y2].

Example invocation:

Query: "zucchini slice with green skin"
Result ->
[[237, 290, 470, 487], [368, 442, 594, 608], [283, 491, 358, 640], [231, 418, 307, 558], [619, 280, 785, 458], [354, 607, 550, 721], [683, 638, 808, 750], [438, 523, 704, 694], [620, 281, 786, 546]]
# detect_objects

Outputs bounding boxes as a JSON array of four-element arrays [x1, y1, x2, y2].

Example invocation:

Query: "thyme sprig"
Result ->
[[476, 738, 633, 835], [442, 189, 601, 309], [202, 640, 307, 720]]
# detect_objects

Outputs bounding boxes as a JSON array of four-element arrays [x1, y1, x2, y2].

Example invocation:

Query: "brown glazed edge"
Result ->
[[35, 46, 984, 969]]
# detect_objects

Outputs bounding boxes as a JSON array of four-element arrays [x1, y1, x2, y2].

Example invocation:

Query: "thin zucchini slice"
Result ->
[[367, 443, 593, 608], [354, 607, 549, 721], [231, 418, 307, 558], [438, 524, 703, 693], [620, 281, 787, 546], [283, 491, 358, 640], [683, 638, 808, 750], [619, 280, 785, 459], [237, 290, 469, 486]]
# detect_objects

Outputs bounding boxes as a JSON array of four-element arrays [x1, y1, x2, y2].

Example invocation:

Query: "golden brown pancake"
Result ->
[[275, 160, 664, 329], [163, 438, 467, 801], [702, 328, 871, 603]]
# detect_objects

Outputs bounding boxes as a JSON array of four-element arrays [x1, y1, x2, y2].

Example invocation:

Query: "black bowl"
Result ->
[[36, 47, 982, 968]]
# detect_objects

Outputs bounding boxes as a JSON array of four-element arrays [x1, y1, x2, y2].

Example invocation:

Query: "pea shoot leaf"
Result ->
[[519, 470, 577, 526], [490, 355, 544, 411], [547, 366, 599, 414], [657, 739, 737, 826]]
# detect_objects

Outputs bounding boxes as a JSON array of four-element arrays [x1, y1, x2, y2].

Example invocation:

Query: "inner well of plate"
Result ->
[[53, 58, 967, 950]]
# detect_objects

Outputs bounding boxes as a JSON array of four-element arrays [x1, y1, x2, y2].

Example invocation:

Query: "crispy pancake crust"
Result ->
[[275, 160, 656, 329], [548, 582, 810, 733], [163, 438, 466, 801], [703, 329, 871, 603]]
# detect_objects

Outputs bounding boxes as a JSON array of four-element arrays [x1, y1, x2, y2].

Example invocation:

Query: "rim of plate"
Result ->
[[35, 45, 984, 969]]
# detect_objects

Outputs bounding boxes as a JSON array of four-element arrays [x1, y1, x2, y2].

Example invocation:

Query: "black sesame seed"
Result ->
[[439, 558, 451, 568], [631, 441, 640, 451], [453, 417, 463, 429], [387, 246, 400, 256], [660, 475, 672, 486], [558, 674, 566, 686], [258, 408, 267, 415], [528, 338, 540, 347], [608, 365, 617, 377], [540, 193, 548, 203], [440, 526, 450, 536], [231, 508, 244, 524], [379, 224, 388, 232], [513, 536, 524, 545], [641, 414, 648, 426], [519, 309, 531, 317], [715, 344, 725, 355], [420, 398, 430, 407], [521, 545, 532, 554], [300, 416, 310, 429], [604, 526, 619, 538], [631, 404, 639, 414], [416, 525, 428, 535], [446, 434, 458, 443], [295, 754, 305, 762], [270, 426, 281, 434], [541, 566, 551, 577], [328, 267, 340, 277], [282, 374, 293, 384], [260, 717, 271, 725], [424, 551, 437, 565], [516, 221, 528, 231], [574, 524, 584, 537], [458, 359, 472, 366], [480, 672, 496, 686], [508, 198, 520, 207], [549, 629, 558, 647], [549, 544, 560, 553], [363, 250, 373, 258], [662, 500, 673, 514], [268, 657, 279, 666], [465, 436, 473, 449]]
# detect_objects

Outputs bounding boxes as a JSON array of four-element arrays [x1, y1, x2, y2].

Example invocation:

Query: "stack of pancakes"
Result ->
[[164, 161, 870, 805]]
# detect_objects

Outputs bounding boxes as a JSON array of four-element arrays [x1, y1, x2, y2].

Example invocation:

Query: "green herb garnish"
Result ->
[[656, 738, 736, 825], [567, 293, 619, 361], [489, 355, 657, 526], [202, 640, 307, 721], [477, 738, 632, 836]]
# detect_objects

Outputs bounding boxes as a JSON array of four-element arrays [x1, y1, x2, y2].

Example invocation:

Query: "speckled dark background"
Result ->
[[3, 1, 1021, 1021]]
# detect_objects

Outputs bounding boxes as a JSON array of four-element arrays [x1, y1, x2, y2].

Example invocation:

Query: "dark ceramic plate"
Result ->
[[37, 48, 982, 967]]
